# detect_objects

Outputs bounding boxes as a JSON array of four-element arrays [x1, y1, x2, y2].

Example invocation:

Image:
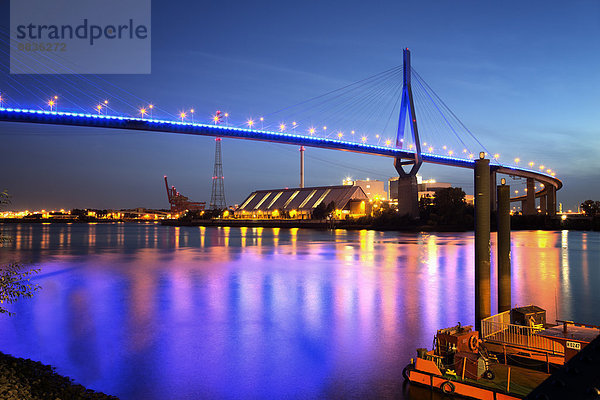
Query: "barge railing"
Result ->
[[481, 312, 564, 356]]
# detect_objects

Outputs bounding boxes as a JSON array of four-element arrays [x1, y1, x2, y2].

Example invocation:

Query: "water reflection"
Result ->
[[0, 224, 598, 399]]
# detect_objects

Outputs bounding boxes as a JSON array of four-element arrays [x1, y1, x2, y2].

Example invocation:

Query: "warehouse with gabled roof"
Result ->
[[234, 185, 369, 219]]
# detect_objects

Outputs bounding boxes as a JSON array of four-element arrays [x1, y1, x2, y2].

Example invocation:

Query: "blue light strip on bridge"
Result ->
[[0, 106, 560, 187]]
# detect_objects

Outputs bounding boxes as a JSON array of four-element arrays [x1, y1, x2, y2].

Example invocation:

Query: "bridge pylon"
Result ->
[[393, 48, 422, 218]]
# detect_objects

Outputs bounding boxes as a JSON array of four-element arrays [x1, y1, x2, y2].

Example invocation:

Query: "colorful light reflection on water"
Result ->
[[0, 223, 598, 399]]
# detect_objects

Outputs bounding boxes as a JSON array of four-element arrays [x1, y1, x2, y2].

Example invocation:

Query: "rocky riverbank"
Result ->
[[0, 352, 117, 400]]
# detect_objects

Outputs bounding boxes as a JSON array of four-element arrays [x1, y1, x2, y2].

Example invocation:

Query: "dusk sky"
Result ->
[[1, 0, 599, 211]]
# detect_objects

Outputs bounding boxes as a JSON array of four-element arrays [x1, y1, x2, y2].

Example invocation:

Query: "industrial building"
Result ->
[[342, 178, 387, 200], [388, 176, 474, 206], [389, 176, 451, 200], [234, 185, 370, 219]]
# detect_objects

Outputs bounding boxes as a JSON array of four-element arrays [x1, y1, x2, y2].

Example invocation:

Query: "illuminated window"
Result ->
[[267, 192, 283, 209], [299, 190, 317, 208], [239, 193, 257, 210], [283, 191, 300, 208], [312, 189, 331, 208], [254, 193, 271, 209]]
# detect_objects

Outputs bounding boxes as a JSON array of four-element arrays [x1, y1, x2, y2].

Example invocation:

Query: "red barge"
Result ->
[[404, 305, 600, 399]]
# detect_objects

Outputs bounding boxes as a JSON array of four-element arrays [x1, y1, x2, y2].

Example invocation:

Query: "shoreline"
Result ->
[[2, 217, 598, 232], [0, 351, 117, 399], [159, 218, 471, 232]]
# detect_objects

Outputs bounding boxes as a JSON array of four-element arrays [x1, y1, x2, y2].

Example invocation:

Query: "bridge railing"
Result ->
[[481, 312, 564, 356]]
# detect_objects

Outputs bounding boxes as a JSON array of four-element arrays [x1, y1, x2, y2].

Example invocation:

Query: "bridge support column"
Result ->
[[474, 153, 491, 331], [497, 179, 511, 313], [394, 172, 419, 218], [540, 194, 547, 215], [547, 186, 556, 216], [392, 49, 422, 219], [300, 146, 305, 188], [523, 178, 536, 215], [490, 171, 497, 212]]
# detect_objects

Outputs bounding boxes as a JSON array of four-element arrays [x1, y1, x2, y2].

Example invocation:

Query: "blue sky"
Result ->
[[1, 0, 599, 211]]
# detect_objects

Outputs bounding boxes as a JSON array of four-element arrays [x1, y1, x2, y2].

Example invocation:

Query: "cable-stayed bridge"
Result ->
[[0, 46, 561, 216]]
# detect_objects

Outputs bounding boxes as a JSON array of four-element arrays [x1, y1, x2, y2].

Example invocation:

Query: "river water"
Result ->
[[0, 223, 598, 399]]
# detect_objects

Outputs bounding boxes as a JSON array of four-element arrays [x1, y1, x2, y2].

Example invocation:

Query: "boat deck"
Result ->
[[484, 340, 564, 367], [410, 353, 551, 399], [484, 363, 549, 397]]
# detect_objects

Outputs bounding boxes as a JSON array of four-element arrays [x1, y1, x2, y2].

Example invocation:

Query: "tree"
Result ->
[[581, 200, 600, 216], [312, 201, 336, 220], [433, 187, 468, 225], [0, 191, 41, 316], [419, 194, 434, 221], [312, 202, 328, 220]]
